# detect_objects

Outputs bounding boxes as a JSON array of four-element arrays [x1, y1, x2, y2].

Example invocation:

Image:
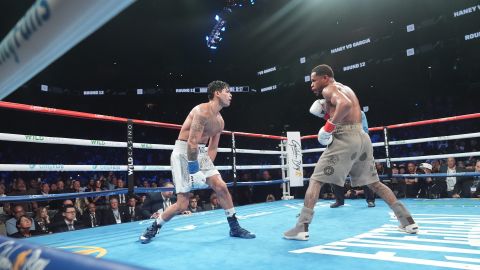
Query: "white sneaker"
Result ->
[[398, 223, 419, 234], [284, 224, 309, 241]]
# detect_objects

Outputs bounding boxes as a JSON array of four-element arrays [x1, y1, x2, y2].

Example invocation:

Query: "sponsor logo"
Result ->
[[91, 140, 106, 146], [141, 143, 153, 149], [28, 164, 64, 170], [57, 246, 107, 258], [0, 241, 50, 270], [24, 135, 44, 141], [0, 0, 51, 65]]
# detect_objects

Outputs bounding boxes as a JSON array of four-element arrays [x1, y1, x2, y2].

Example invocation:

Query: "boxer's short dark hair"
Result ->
[[207, 80, 229, 100], [312, 64, 334, 78]]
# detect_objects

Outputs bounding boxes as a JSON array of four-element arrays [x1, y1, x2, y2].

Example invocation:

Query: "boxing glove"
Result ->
[[309, 99, 330, 120], [318, 120, 336, 146], [188, 160, 208, 189]]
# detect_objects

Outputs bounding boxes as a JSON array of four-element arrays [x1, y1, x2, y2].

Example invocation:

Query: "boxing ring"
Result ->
[[1, 1, 479, 269], [0, 101, 479, 270]]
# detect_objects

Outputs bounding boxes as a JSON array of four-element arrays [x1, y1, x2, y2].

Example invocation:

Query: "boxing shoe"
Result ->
[[283, 223, 309, 241], [227, 214, 256, 239], [140, 221, 162, 243], [330, 202, 344, 208], [398, 223, 419, 234]]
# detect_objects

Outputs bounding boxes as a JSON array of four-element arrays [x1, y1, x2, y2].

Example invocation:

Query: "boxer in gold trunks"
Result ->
[[284, 64, 418, 241]]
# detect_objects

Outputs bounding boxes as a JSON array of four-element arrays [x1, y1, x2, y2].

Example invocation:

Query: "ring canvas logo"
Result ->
[[57, 246, 107, 258], [0, 241, 50, 270]]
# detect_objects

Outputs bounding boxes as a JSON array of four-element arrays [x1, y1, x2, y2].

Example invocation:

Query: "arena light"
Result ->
[[205, 0, 256, 50]]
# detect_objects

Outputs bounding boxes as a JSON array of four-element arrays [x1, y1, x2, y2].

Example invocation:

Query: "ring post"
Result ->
[[383, 126, 392, 178], [127, 119, 134, 196], [231, 132, 238, 204]]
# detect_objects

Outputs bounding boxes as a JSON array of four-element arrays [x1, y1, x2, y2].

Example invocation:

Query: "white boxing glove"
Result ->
[[188, 160, 208, 189], [317, 120, 336, 146], [309, 99, 329, 119]]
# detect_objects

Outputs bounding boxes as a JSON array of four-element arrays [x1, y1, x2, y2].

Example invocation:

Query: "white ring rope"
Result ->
[[0, 164, 286, 172], [388, 132, 480, 146], [302, 132, 480, 154], [374, 151, 480, 163], [302, 151, 480, 168], [0, 132, 282, 155]]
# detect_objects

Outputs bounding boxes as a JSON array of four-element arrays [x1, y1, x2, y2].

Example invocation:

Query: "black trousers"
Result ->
[[333, 184, 375, 204]]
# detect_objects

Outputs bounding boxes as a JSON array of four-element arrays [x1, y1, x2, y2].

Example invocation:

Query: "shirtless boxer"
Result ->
[[284, 64, 418, 241], [140, 80, 255, 243]]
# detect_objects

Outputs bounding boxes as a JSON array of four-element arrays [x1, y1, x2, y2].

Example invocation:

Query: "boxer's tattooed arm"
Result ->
[[187, 112, 207, 160]]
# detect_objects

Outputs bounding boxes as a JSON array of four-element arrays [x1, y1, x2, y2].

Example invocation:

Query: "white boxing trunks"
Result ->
[[170, 140, 220, 193]]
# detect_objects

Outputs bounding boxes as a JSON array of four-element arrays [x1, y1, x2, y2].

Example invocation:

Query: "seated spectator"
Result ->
[[266, 194, 276, 202], [52, 205, 84, 233], [112, 179, 128, 206], [36, 182, 51, 208], [8, 178, 35, 212], [6, 205, 36, 236], [0, 184, 6, 215], [102, 198, 128, 225], [418, 163, 433, 198], [72, 180, 88, 215], [51, 200, 81, 224], [34, 206, 51, 234], [10, 215, 42, 238], [126, 197, 142, 222], [86, 180, 107, 208], [473, 160, 480, 198], [204, 192, 221, 211], [438, 157, 472, 198], [141, 182, 176, 219], [188, 197, 203, 213], [81, 202, 102, 228], [398, 162, 419, 198]]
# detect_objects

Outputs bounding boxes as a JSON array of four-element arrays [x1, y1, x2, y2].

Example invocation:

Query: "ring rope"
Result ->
[[0, 164, 288, 172], [0, 132, 283, 155]]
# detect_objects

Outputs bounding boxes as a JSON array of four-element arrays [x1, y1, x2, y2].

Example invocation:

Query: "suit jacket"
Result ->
[[52, 220, 84, 233], [141, 193, 176, 218], [436, 166, 473, 197], [102, 207, 129, 225], [81, 210, 103, 228], [203, 203, 221, 211], [111, 193, 129, 205], [125, 206, 143, 222]]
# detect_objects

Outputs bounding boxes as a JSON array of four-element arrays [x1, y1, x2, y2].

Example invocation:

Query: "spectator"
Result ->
[[72, 180, 88, 215], [472, 160, 480, 198], [438, 157, 472, 198], [204, 192, 221, 211], [113, 179, 128, 206], [126, 197, 142, 222], [10, 215, 42, 238], [52, 205, 84, 233], [81, 202, 102, 228], [6, 205, 36, 236], [34, 206, 51, 234], [141, 182, 176, 219], [188, 197, 203, 213], [266, 194, 276, 202], [102, 198, 128, 225], [86, 180, 107, 208], [8, 178, 35, 212]]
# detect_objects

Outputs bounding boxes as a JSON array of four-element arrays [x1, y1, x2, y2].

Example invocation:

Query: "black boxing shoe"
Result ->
[[227, 214, 256, 239], [140, 221, 161, 243], [330, 202, 344, 208]]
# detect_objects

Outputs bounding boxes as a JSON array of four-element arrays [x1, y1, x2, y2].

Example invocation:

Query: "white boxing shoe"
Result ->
[[284, 223, 309, 241], [398, 223, 419, 234]]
